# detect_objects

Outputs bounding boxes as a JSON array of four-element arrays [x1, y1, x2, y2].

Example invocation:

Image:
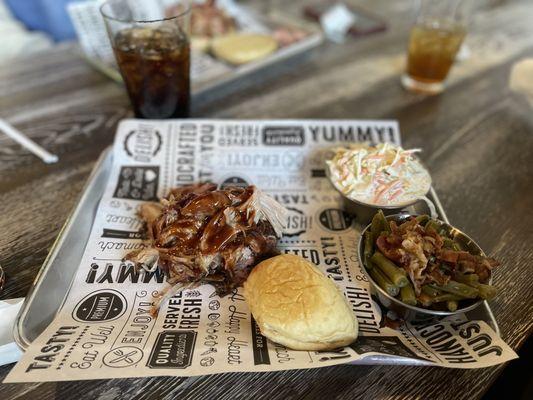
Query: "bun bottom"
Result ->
[[262, 325, 356, 351]]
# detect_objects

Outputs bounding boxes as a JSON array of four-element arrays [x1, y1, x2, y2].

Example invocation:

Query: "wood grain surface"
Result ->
[[1, 0, 532, 399]]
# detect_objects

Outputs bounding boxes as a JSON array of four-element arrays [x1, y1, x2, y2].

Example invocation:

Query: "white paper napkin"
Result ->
[[0, 298, 24, 366], [320, 3, 356, 43]]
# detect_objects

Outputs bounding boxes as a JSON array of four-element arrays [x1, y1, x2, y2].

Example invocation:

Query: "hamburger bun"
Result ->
[[243, 254, 358, 351], [211, 34, 278, 65]]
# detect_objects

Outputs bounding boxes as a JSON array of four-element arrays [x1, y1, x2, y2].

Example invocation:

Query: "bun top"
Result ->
[[211, 34, 278, 65], [243, 254, 358, 351]]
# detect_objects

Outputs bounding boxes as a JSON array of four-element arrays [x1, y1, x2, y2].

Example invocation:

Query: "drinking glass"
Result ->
[[100, 0, 191, 118], [402, 0, 471, 94]]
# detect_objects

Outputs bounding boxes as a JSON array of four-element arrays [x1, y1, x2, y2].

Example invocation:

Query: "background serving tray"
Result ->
[[14, 148, 499, 363], [74, 0, 325, 106]]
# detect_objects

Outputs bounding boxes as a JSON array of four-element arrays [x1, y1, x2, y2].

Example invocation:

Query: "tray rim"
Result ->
[[13, 148, 112, 350], [13, 143, 500, 357]]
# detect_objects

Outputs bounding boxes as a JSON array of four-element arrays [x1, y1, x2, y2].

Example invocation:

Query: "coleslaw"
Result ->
[[326, 143, 431, 206]]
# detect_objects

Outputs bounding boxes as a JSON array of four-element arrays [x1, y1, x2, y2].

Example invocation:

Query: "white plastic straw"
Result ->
[[0, 119, 58, 164]]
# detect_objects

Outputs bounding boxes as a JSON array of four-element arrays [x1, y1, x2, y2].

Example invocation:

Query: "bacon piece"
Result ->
[[438, 249, 460, 263], [427, 265, 451, 286], [376, 234, 409, 266]]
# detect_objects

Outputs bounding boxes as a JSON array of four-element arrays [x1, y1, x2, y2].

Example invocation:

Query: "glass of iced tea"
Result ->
[[402, 0, 471, 94], [100, 0, 191, 118]]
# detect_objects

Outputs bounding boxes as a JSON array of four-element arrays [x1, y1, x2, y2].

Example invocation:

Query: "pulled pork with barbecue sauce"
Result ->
[[125, 183, 286, 308]]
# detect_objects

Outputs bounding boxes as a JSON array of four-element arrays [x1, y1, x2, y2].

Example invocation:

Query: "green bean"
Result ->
[[453, 240, 465, 251], [455, 273, 479, 285], [418, 293, 463, 312], [446, 300, 459, 312], [443, 238, 461, 251], [472, 284, 496, 300], [429, 281, 479, 299], [421, 287, 465, 308], [400, 283, 417, 306], [377, 209, 391, 233], [369, 266, 399, 297], [454, 273, 480, 289], [454, 273, 497, 300], [363, 231, 373, 269], [432, 293, 464, 302], [421, 285, 441, 297], [415, 214, 430, 225], [371, 252, 409, 288], [424, 219, 441, 232], [370, 210, 390, 242], [370, 212, 382, 242]]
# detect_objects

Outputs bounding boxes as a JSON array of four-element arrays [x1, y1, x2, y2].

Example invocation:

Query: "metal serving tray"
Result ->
[[14, 148, 500, 359]]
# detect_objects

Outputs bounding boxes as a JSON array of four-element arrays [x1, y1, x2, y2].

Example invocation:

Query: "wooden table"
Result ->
[[1, 0, 532, 398]]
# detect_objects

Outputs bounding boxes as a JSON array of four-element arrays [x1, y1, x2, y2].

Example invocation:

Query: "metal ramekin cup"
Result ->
[[357, 213, 491, 321]]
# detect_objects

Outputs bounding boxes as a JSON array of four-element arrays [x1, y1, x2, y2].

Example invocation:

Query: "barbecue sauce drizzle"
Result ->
[[139, 184, 277, 294]]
